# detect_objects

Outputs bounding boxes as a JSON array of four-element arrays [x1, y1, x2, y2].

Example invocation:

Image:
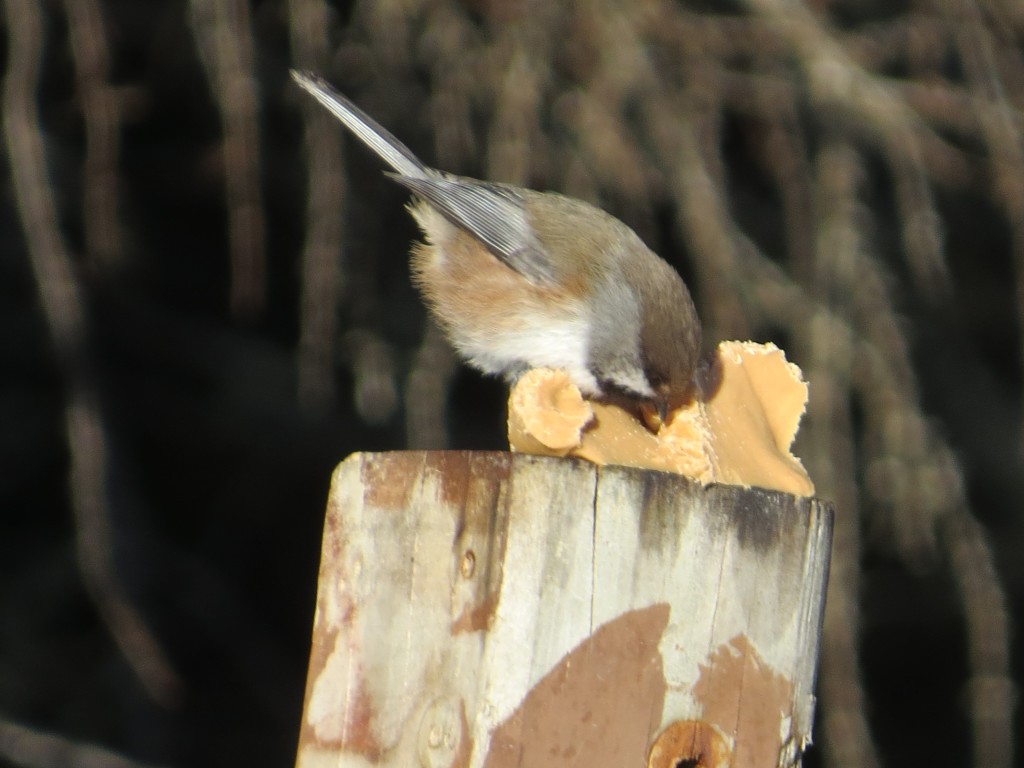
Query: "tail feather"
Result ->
[[290, 70, 429, 180]]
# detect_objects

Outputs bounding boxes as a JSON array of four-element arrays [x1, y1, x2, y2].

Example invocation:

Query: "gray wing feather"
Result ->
[[391, 175, 556, 285], [290, 70, 428, 180], [292, 69, 556, 286]]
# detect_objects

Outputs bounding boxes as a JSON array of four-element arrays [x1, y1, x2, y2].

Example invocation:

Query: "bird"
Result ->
[[291, 70, 701, 418]]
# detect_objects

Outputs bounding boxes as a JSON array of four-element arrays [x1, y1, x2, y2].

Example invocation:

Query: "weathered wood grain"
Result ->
[[296, 451, 832, 768]]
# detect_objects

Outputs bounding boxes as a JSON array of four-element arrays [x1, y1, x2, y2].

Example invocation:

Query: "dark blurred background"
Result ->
[[1, 0, 1021, 766]]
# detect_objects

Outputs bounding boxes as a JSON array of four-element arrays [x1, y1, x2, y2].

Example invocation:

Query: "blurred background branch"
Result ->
[[0, 717, 167, 768], [0, 1, 1019, 766], [2, 0, 181, 710]]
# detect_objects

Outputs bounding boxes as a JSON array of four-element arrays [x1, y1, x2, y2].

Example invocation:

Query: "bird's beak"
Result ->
[[638, 399, 667, 433], [656, 397, 670, 425]]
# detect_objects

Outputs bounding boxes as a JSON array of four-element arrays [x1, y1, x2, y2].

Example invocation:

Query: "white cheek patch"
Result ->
[[601, 367, 655, 398], [585, 275, 653, 397]]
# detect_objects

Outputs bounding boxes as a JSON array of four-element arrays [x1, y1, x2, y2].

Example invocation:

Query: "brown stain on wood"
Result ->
[[361, 451, 425, 509], [646, 720, 731, 768], [321, 493, 343, 564], [298, 461, 358, 757], [298, 620, 385, 761], [691, 635, 793, 768], [301, 461, 387, 762], [296, 623, 337, 756], [362, 450, 512, 511], [450, 594, 499, 634], [451, 699, 474, 768], [338, 672, 385, 761], [428, 451, 472, 507], [483, 604, 670, 768], [450, 454, 512, 635]]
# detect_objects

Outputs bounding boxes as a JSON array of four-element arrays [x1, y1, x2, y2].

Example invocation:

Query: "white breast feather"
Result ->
[[457, 310, 599, 395]]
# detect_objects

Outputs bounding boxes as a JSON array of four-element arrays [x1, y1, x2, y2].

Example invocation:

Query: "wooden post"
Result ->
[[295, 451, 833, 768]]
